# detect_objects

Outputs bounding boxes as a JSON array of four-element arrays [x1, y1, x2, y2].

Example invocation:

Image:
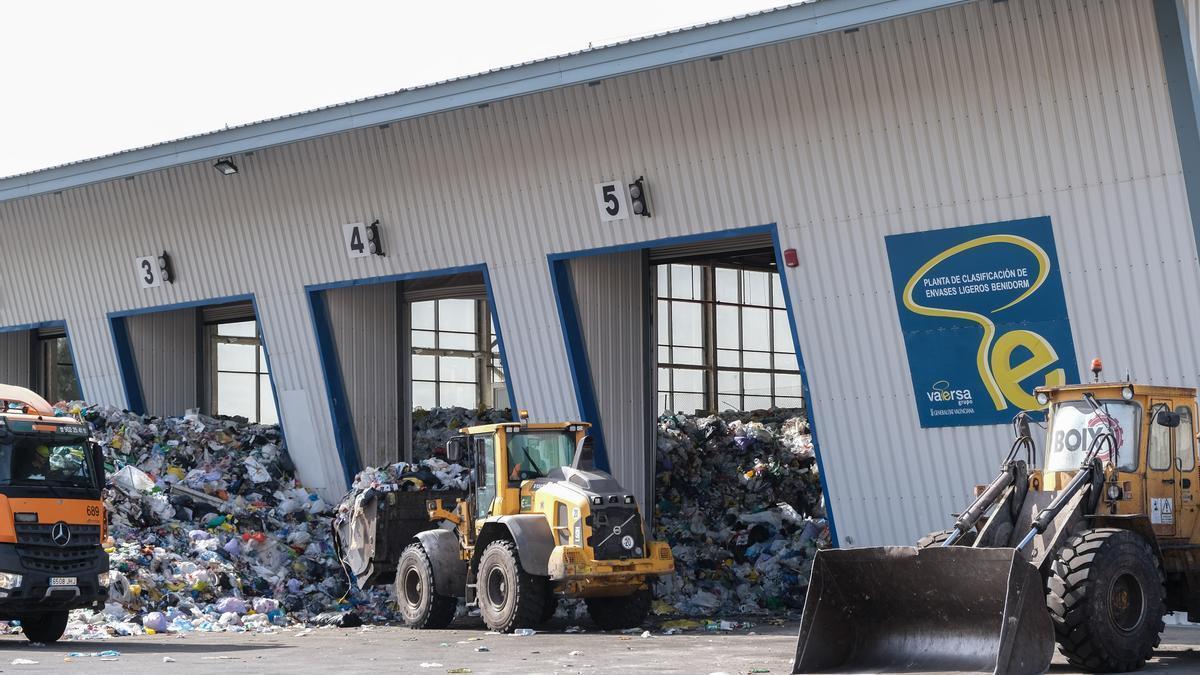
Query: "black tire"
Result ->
[[586, 588, 652, 630], [1047, 527, 1165, 672], [477, 540, 546, 633], [396, 543, 457, 629], [539, 579, 559, 624], [916, 528, 976, 548], [20, 611, 68, 643]]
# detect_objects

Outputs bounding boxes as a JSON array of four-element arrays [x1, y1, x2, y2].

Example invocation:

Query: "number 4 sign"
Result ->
[[342, 221, 384, 258]]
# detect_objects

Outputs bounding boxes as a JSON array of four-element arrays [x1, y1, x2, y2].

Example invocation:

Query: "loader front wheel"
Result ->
[[396, 543, 457, 629], [477, 540, 547, 632], [586, 588, 652, 630], [1047, 527, 1165, 672]]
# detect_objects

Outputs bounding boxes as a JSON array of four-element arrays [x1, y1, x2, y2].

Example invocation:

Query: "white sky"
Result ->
[[0, 1, 790, 178]]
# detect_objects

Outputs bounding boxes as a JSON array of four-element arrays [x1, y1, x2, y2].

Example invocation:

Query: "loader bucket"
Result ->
[[793, 546, 1054, 674]]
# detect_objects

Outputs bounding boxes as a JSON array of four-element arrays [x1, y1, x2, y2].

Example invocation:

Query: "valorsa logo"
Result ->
[[926, 380, 973, 403]]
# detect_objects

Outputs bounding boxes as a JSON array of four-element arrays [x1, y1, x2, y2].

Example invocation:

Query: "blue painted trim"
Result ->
[[1155, 0, 1200, 261], [768, 225, 840, 547], [545, 223, 839, 547], [0, 0, 969, 203], [303, 263, 521, 488], [108, 316, 145, 414], [308, 290, 361, 488], [480, 266, 520, 422], [548, 258, 609, 471]]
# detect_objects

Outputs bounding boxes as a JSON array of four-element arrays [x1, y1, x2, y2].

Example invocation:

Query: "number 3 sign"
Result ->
[[135, 256, 162, 288]]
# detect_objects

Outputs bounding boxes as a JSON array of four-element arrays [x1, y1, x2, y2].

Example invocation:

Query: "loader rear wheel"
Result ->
[[396, 543, 457, 629], [586, 588, 652, 630], [477, 540, 547, 633], [1047, 527, 1165, 672], [916, 528, 976, 548]]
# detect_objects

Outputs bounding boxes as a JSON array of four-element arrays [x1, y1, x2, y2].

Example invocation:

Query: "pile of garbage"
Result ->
[[411, 406, 511, 462], [652, 409, 830, 617]]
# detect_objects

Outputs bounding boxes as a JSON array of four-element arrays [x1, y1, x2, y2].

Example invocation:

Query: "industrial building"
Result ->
[[2, 0, 1200, 548]]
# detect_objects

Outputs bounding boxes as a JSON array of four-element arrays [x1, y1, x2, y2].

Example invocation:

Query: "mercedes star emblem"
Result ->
[[50, 521, 71, 547]]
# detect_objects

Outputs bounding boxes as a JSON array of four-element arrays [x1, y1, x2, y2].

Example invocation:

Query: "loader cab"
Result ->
[[1037, 383, 1200, 540]]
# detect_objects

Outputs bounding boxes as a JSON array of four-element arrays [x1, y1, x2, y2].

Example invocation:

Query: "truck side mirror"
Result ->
[[446, 436, 465, 462], [1157, 410, 1181, 428], [90, 442, 106, 484]]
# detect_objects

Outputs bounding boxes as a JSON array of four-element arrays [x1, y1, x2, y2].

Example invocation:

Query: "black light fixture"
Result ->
[[213, 157, 238, 176], [628, 176, 651, 217], [158, 251, 175, 284]]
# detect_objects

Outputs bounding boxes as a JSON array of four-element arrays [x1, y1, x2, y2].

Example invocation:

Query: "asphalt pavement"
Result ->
[[0, 621, 1197, 673]]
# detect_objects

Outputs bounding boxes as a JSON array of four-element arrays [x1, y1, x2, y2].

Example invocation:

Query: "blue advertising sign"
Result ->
[[884, 217, 1078, 428]]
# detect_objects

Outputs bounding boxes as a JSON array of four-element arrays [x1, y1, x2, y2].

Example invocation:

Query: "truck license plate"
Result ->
[[49, 577, 76, 586]]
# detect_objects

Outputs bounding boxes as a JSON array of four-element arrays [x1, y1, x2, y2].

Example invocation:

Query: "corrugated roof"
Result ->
[[0, 0, 969, 203]]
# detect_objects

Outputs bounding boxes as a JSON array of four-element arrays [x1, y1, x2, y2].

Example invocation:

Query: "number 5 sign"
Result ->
[[594, 181, 629, 222]]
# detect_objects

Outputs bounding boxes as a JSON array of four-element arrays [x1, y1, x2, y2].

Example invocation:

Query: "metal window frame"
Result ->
[[208, 319, 271, 423]]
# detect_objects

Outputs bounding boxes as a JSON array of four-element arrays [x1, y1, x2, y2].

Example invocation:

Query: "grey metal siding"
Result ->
[[0, 0, 1188, 547], [324, 282, 401, 468], [569, 251, 652, 518], [0, 331, 34, 389], [126, 309, 199, 417]]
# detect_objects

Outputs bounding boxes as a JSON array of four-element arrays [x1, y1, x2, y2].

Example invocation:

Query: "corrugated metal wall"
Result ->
[[325, 282, 401, 468], [125, 309, 199, 417], [569, 251, 652, 519], [0, 331, 33, 388], [0, 0, 1193, 546]]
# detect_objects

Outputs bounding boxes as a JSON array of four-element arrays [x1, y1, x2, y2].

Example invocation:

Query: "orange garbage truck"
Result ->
[[0, 385, 108, 643]]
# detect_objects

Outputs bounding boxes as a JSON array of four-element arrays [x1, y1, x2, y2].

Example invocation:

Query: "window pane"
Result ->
[[717, 370, 741, 394], [744, 396, 772, 410], [672, 368, 704, 393], [715, 268, 739, 303], [673, 393, 704, 414], [1149, 418, 1172, 470], [439, 356, 477, 383], [1178, 408, 1196, 472], [743, 270, 771, 306], [775, 373, 804, 398], [670, 265, 700, 301], [656, 265, 668, 297], [742, 307, 770, 351], [438, 299, 476, 332], [259, 375, 278, 425], [717, 349, 740, 368], [716, 394, 741, 412], [772, 310, 792, 352], [673, 347, 704, 366], [743, 351, 771, 369], [776, 396, 804, 409], [772, 274, 786, 308], [744, 371, 771, 397], [412, 354, 436, 380], [774, 352, 799, 372], [658, 367, 670, 391], [672, 302, 702, 347], [218, 320, 257, 338], [657, 300, 670, 343], [440, 331, 476, 351], [55, 365, 81, 402], [411, 301, 435, 330], [715, 306, 739, 349], [412, 381, 436, 410], [216, 372, 257, 420], [412, 330, 436, 348], [658, 346, 671, 363], [440, 382, 477, 408], [217, 343, 257, 372]]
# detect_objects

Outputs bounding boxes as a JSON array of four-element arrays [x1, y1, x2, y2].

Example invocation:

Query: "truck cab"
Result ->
[[0, 385, 108, 643]]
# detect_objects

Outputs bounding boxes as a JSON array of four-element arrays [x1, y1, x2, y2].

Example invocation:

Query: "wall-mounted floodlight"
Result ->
[[213, 158, 239, 176]]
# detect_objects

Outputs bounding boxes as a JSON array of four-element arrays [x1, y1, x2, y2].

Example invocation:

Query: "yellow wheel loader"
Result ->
[[795, 370, 1200, 673], [337, 414, 674, 632]]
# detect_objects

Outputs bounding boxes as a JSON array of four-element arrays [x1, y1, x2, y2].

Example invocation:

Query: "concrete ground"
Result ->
[[0, 621, 1196, 673]]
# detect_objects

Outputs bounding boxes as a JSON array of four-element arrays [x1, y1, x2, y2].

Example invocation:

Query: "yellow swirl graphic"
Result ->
[[902, 234, 1050, 411]]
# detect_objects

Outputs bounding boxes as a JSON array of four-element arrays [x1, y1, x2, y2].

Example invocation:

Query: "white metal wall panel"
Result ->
[[0, 0, 1191, 548], [126, 308, 199, 417], [569, 251, 652, 519], [325, 283, 400, 468], [0, 331, 33, 388]]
